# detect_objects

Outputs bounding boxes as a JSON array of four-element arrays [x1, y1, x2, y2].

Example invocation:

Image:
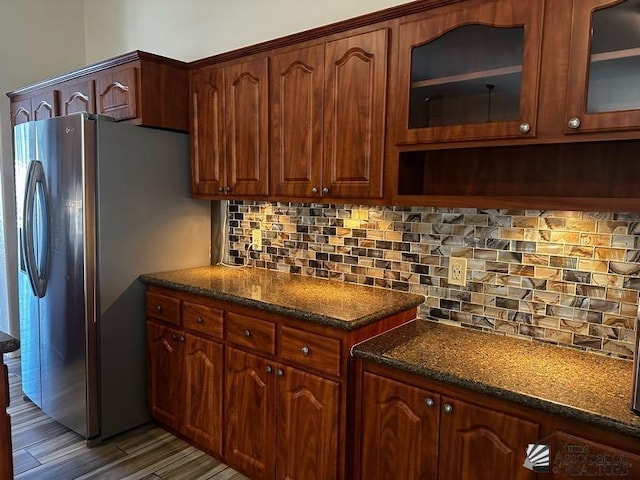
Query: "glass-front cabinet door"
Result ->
[[565, 0, 640, 134], [395, 0, 544, 144]]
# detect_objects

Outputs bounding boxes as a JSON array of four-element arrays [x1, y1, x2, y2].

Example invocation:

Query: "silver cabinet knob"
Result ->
[[243, 329, 251, 337], [443, 403, 453, 414], [311, 187, 318, 194], [171, 333, 178, 340], [196, 317, 203, 324], [179, 335, 186, 343], [519, 122, 530, 134], [217, 187, 224, 192], [424, 398, 435, 408], [224, 186, 231, 193], [322, 186, 329, 194], [155, 305, 163, 312], [568, 117, 581, 129], [276, 368, 284, 377], [301, 345, 310, 356], [266, 365, 273, 374]]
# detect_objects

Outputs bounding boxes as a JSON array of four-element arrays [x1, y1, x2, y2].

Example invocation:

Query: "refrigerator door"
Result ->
[[14, 121, 42, 408], [36, 114, 95, 438]]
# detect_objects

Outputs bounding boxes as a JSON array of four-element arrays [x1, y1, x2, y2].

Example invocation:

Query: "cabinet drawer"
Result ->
[[279, 326, 341, 376], [183, 301, 224, 339], [227, 312, 276, 355], [146, 292, 180, 326]]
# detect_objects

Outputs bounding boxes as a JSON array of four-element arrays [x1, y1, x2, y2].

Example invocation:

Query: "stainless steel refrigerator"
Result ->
[[14, 113, 211, 443]]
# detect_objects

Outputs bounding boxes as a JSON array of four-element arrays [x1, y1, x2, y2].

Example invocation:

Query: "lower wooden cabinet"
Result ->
[[146, 284, 418, 480], [225, 346, 340, 480], [360, 369, 539, 480], [357, 360, 640, 480], [146, 320, 223, 456]]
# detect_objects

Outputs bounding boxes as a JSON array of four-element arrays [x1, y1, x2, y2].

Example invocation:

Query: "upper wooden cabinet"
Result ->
[[564, 0, 640, 135], [395, 0, 543, 144], [8, 51, 188, 131], [270, 28, 387, 200], [190, 58, 269, 198]]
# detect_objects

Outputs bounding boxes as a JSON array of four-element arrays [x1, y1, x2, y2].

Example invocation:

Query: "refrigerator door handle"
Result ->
[[22, 160, 50, 298]]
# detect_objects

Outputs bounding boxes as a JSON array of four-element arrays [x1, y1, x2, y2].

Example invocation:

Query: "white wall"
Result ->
[[0, 0, 86, 337], [83, 0, 414, 62]]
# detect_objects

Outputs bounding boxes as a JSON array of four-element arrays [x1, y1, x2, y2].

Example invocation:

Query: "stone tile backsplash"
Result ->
[[226, 201, 640, 359]]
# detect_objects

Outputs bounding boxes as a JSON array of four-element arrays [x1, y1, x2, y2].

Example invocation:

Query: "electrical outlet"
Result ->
[[252, 229, 262, 251], [448, 257, 467, 287]]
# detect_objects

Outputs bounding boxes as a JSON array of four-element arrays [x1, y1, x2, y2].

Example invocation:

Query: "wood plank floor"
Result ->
[[6, 356, 248, 480]]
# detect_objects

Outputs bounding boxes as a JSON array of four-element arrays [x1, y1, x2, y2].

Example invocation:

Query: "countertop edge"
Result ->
[[0, 331, 19, 355], [139, 275, 424, 331], [352, 348, 640, 439]]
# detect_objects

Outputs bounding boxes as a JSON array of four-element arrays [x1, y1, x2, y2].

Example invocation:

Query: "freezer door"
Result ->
[[14, 121, 42, 408], [36, 114, 96, 439]]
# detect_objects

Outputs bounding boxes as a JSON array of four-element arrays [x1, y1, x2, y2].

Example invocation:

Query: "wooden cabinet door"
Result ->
[[95, 66, 138, 121], [359, 371, 439, 480], [225, 57, 269, 196], [395, 0, 543, 144], [564, 0, 640, 135], [183, 333, 223, 456], [58, 79, 95, 115], [225, 347, 274, 480], [30, 90, 57, 122], [323, 28, 387, 199], [190, 66, 226, 196], [146, 321, 182, 431], [10, 98, 31, 126], [438, 397, 539, 480], [275, 365, 339, 480], [548, 431, 640, 479], [270, 44, 324, 198]]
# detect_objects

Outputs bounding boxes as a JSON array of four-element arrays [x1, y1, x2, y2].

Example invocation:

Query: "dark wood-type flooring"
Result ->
[[6, 355, 247, 480]]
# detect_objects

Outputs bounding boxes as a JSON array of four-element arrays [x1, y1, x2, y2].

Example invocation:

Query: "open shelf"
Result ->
[[396, 140, 640, 200]]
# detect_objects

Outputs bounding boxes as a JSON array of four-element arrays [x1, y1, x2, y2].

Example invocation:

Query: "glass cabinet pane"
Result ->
[[408, 25, 524, 128], [587, 0, 640, 113]]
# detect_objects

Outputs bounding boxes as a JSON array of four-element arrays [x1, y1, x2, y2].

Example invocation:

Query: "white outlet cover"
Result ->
[[448, 257, 467, 287]]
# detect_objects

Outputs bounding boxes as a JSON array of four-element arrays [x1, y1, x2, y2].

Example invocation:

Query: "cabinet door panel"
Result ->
[[396, 0, 543, 143], [183, 334, 223, 456], [95, 66, 138, 121], [324, 29, 387, 199], [225, 58, 269, 196], [59, 79, 95, 115], [275, 366, 339, 480], [565, 0, 640, 134], [439, 397, 539, 480], [28, 90, 58, 123], [270, 44, 324, 197], [10, 98, 31, 126], [146, 321, 182, 430], [360, 372, 439, 480], [225, 347, 274, 480], [191, 67, 226, 196]]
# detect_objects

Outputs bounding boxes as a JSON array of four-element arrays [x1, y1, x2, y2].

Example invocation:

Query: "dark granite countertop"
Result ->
[[0, 330, 19, 355], [353, 319, 640, 438], [140, 266, 424, 330]]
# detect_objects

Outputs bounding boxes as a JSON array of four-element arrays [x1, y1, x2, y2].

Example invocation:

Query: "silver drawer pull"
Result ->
[[266, 365, 273, 373], [244, 329, 251, 337], [443, 404, 453, 414], [301, 345, 310, 356], [155, 305, 163, 312], [424, 398, 435, 408], [276, 368, 284, 377], [196, 317, 203, 324]]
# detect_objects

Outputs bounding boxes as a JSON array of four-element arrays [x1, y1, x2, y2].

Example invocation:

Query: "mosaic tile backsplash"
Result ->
[[226, 201, 640, 360]]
